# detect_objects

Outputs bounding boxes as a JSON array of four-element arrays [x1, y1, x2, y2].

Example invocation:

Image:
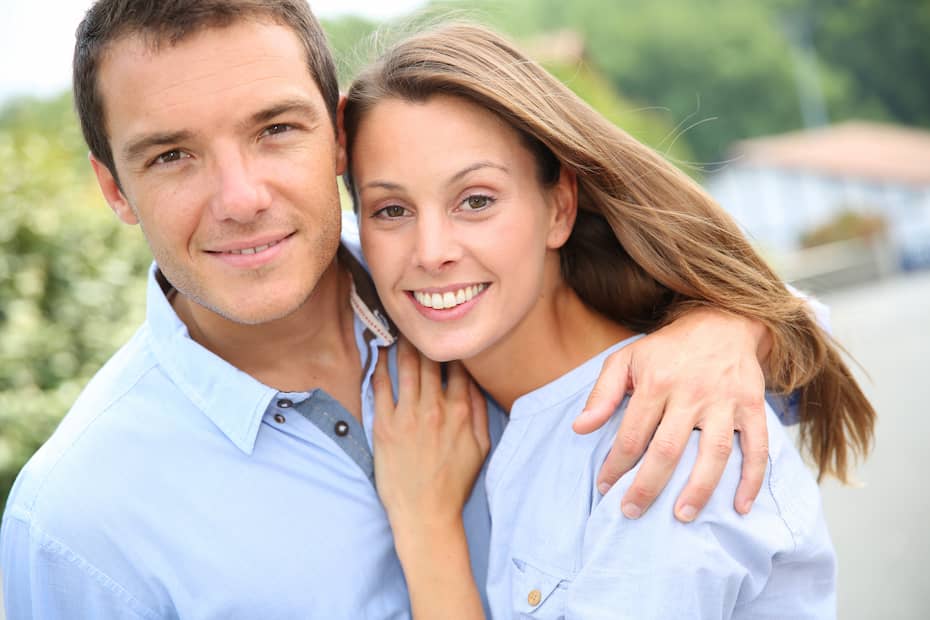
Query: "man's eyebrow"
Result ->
[[246, 99, 320, 128], [123, 130, 194, 163], [361, 162, 509, 193]]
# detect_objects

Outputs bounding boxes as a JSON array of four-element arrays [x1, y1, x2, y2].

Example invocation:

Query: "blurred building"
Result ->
[[707, 121, 930, 280]]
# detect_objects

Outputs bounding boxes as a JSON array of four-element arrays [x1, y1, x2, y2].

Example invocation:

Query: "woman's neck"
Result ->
[[463, 281, 635, 412]]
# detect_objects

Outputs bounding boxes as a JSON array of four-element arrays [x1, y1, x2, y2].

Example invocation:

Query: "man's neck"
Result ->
[[172, 258, 363, 419]]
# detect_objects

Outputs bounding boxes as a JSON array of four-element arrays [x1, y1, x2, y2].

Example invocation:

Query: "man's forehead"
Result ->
[[97, 20, 325, 136]]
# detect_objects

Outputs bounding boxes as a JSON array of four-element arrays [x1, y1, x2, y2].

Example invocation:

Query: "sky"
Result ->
[[0, 0, 427, 104]]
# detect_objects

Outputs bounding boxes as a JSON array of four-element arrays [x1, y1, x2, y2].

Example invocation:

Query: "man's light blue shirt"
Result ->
[[484, 336, 836, 619], [1, 226, 504, 618]]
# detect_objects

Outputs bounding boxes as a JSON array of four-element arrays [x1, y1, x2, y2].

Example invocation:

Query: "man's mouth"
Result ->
[[221, 239, 284, 255], [411, 284, 488, 310]]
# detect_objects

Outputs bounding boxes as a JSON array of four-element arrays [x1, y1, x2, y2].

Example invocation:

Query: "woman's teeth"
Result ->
[[413, 284, 487, 310]]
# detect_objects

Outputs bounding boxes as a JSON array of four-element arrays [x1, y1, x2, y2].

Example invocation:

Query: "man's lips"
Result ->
[[207, 232, 294, 255], [206, 232, 295, 268]]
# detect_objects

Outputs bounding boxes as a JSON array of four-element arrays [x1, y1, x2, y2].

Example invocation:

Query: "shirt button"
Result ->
[[274, 414, 286, 424], [527, 588, 542, 607], [334, 420, 350, 436], [277, 398, 293, 408]]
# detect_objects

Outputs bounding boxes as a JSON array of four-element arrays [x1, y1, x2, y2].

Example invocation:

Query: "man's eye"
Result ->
[[263, 123, 294, 136], [152, 150, 187, 166], [461, 194, 494, 211]]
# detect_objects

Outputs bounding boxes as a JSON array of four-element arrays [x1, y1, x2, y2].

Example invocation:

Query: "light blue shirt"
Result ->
[[1, 226, 504, 619], [484, 336, 836, 619]]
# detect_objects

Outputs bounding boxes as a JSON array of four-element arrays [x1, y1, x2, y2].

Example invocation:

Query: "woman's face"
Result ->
[[353, 95, 573, 362]]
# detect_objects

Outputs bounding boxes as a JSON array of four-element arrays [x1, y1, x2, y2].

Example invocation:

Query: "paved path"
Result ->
[[818, 270, 930, 619]]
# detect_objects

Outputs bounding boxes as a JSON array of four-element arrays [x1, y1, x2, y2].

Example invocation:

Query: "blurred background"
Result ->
[[1, 0, 928, 618]]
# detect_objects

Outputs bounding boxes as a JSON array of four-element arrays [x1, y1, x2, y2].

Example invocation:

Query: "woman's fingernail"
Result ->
[[597, 482, 610, 495], [738, 499, 753, 514], [622, 502, 643, 519]]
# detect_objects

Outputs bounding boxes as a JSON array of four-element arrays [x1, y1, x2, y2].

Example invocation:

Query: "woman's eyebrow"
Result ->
[[447, 161, 509, 184]]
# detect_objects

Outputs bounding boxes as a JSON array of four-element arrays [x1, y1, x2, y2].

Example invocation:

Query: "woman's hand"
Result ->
[[573, 308, 772, 523], [372, 338, 489, 619], [373, 338, 491, 529]]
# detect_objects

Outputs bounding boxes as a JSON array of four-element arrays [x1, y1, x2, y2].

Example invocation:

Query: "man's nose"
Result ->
[[208, 147, 271, 222]]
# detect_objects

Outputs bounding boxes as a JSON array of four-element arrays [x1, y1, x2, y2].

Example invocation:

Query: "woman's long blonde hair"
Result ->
[[342, 21, 874, 482]]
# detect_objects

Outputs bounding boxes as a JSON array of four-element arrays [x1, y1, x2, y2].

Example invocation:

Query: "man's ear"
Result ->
[[546, 166, 578, 250], [335, 95, 348, 176], [89, 153, 138, 225]]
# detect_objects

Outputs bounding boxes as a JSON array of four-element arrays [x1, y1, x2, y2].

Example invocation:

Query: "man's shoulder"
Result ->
[[5, 323, 164, 526]]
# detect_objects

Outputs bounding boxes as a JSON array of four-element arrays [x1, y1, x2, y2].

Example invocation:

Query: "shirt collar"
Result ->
[[144, 245, 396, 455]]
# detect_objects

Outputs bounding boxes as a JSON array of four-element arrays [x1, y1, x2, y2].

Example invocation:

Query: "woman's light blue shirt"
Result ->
[[484, 336, 836, 619]]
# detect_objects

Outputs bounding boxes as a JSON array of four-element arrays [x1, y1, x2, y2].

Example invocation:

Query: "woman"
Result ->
[[343, 22, 874, 618]]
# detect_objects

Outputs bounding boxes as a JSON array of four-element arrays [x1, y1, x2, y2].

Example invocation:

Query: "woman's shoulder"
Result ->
[[591, 405, 828, 557]]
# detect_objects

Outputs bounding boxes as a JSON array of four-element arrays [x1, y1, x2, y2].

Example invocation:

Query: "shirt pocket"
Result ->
[[511, 557, 570, 619]]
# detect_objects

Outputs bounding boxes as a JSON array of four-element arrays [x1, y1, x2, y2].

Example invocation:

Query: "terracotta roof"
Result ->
[[730, 121, 930, 186]]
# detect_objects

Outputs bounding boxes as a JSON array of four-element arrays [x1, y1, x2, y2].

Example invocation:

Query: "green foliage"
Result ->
[[0, 93, 150, 509], [322, 15, 379, 87], [425, 0, 929, 162]]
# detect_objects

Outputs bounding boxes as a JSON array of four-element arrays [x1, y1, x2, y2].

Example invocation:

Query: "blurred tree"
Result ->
[[0, 94, 150, 509], [793, 0, 930, 127], [429, 0, 925, 162]]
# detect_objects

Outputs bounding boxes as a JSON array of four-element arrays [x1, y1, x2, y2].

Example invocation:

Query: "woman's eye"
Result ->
[[375, 205, 409, 218], [462, 194, 494, 211]]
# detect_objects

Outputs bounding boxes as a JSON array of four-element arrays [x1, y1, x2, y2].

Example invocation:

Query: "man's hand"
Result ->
[[573, 308, 772, 522]]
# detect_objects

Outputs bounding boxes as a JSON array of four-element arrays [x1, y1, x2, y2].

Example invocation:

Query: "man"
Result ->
[[1, 1, 779, 617]]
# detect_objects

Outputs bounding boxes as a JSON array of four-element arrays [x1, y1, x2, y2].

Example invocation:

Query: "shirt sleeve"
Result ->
[[565, 420, 835, 620], [1, 510, 158, 620]]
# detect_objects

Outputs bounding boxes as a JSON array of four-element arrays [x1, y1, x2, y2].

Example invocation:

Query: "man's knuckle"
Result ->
[[651, 436, 681, 461], [629, 483, 658, 502], [708, 433, 733, 459], [617, 432, 644, 457]]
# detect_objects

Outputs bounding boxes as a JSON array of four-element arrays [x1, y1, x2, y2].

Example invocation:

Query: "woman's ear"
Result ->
[[546, 166, 578, 249], [89, 154, 138, 225]]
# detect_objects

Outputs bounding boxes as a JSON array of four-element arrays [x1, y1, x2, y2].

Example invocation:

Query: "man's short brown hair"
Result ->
[[73, 0, 339, 182]]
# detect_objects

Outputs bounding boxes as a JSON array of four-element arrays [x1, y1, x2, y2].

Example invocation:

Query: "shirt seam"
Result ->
[[763, 452, 800, 552], [24, 355, 159, 517], [10, 512, 160, 620]]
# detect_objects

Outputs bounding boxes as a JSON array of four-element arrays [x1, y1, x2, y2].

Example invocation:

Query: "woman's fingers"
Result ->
[[395, 337, 420, 410], [372, 348, 395, 419], [468, 378, 491, 456]]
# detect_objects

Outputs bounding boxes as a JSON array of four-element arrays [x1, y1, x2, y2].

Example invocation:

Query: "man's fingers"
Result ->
[[596, 389, 665, 492], [734, 403, 769, 515], [618, 412, 693, 519], [574, 348, 633, 434], [673, 419, 734, 522]]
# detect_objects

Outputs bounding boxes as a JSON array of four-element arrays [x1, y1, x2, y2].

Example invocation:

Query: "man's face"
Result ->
[[92, 19, 344, 325]]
